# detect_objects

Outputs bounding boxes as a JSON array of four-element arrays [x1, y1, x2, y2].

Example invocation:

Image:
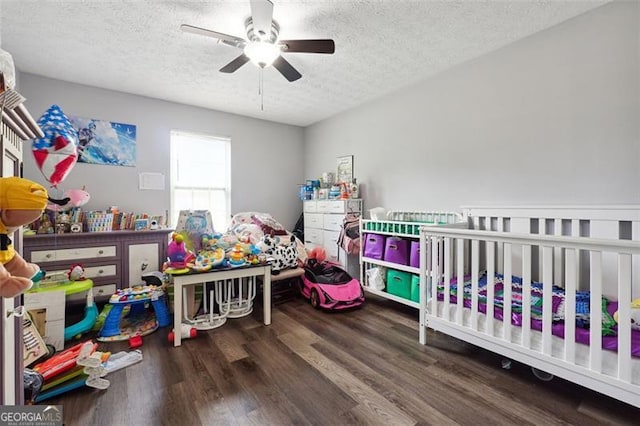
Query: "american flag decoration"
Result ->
[[31, 104, 79, 187]]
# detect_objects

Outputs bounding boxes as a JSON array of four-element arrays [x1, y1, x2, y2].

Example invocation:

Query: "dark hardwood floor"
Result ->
[[49, 294, 639, 425]]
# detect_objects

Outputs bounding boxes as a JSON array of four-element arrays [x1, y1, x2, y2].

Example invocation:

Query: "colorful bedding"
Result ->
[[436, 273, 640, 357]]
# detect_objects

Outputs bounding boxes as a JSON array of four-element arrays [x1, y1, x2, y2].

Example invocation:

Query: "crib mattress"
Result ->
[[431, 302, 640, 385]]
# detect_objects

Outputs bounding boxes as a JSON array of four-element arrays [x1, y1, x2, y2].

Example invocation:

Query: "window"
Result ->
[[170, 131, 230, 232]]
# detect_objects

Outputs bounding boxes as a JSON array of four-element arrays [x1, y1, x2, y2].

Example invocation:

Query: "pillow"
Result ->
[[251, 213, 288, 236]]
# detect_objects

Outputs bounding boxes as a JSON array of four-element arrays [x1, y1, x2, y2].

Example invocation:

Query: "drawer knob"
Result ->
[[98, 269, 104, 274], [98, 250, 104, 255], [46, 254, 52, 259]]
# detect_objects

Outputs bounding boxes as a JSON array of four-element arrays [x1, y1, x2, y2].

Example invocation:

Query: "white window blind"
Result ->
[[170, 131, 230, 232]]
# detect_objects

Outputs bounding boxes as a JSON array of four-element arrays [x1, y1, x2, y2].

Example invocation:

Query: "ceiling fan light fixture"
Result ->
[[244, 41, 280, 68]]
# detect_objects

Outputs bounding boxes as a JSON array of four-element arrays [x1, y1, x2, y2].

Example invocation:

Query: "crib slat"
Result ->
[[589, 251, 603, 373], [542, 246, 553, 356], [571, 219, 580, 238], [430, 237, 439, 313], [564, 249, 578, 364], [554, 218, 563, 285], [471, 240, 479, 331], [444, 238, 451, 322], [538, 218, 546, 276], [456, 239, 464, 325], [617, 254, 632, 383], [419, 234, 427, 344], [504, 243, 512, 343], [522, 245, 531, 349], [497, 218, 504, 273], [487, 242, 495, 337]]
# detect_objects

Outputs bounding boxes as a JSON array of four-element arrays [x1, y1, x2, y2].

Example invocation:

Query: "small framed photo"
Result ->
[[336, 155, 353, 184], [134, 218, 149, 231]]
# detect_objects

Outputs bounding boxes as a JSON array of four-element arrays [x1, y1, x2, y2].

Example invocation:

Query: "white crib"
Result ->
[[419, 206, 640, 408]]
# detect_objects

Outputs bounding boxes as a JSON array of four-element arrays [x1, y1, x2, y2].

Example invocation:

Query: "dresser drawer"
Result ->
[[304, 227, 323, 245], [323, 230, 340, 257], [304, 213, 323, 229], [31, 245, 117, 263], [93, 284, 117, 300], [45, 264, 118, 281], [323, 214, 343, 231], [303, 201, 317, 213]]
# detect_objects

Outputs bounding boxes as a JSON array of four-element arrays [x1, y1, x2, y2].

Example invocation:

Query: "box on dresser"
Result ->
[[22, 229, 173, 301]]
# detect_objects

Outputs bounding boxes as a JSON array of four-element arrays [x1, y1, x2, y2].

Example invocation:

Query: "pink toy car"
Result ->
[[300, 262, 365, 310]]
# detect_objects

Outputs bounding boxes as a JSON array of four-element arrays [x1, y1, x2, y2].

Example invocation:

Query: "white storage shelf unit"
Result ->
[[360, 212, 464, 309], [303, 199, 362, 277]]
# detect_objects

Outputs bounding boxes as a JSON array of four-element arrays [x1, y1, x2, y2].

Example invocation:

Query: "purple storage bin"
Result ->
[[384, 237, 409, 265], [410, 241, 420, 268], [363, 233, 386, 260]]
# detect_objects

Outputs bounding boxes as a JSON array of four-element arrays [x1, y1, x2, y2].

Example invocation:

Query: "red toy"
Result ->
[[168, 324, 197, 343], [128, 335, 143, 349]]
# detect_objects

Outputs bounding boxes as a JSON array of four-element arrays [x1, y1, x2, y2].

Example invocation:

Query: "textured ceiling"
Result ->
[[1, 0, 608, 127]]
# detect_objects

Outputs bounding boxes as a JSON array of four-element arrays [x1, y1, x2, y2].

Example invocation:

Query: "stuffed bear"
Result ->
[[0, 177, 50, 298]]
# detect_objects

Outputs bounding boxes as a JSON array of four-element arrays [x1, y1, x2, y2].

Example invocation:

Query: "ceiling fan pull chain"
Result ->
[[260, 68, 265, 111]]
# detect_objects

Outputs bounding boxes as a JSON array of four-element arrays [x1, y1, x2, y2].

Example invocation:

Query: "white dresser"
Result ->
[[303, 199, 362, 278]]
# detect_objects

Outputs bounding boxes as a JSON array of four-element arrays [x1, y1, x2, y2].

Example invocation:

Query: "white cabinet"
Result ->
[[359, 213, 464, 309], [360, 219, 420, 308], [303, 199, 362, 278], [128, 243, 160, 287]]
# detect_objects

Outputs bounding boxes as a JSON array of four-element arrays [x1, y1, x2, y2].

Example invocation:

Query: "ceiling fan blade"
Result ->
[[272, 56, 302, 82], [220, 54, 251, 73], [250, 0, 274, 39], [180, 24, 245, 47], [279, 39, 335, 54]]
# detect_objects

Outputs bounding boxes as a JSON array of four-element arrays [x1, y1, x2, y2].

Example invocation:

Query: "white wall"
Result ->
[[19, 74, 305, 229], [305, 1, 640, 213]]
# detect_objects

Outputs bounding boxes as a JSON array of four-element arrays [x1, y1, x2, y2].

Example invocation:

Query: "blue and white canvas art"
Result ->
[[69, 116, 136, 166]]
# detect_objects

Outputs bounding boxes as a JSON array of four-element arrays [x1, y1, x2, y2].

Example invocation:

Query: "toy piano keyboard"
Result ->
[[97, 285, 170, 342]]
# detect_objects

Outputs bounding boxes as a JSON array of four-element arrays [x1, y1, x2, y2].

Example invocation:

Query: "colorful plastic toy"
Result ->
[[300, 263, 364, 310], [97, 285, 170, 342]]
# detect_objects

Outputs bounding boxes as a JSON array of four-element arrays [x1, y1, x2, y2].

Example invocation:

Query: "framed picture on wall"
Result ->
[[336, 155, 353, 184]]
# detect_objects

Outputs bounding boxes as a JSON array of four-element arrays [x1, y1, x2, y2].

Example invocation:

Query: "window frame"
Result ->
[[169, 130, 231, 231]]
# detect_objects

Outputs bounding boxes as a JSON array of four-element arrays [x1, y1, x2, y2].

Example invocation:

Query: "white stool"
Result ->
[[182, 279, 232, 330], [227, 276, 256, 319]]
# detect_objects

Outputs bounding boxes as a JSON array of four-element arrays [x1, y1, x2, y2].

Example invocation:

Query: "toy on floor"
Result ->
[[32, 340, 139, 402], [129, 334, 143, 349], [301, 260, 365, 310], [65, 289, 99, 341], [26, 278, 98, 343], [97, 285, 170, 342], [168, 324, 197, 343]]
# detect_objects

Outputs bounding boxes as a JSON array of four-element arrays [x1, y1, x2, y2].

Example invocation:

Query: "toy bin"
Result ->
[[409, 241, 421, 268], [383, 237, 409, 265], [386, 270, 411, 300], [410, 274, 420, 302], [363, 234, 386, 260]]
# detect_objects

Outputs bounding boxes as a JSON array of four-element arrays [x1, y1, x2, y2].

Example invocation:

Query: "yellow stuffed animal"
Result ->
[[0, 177, 50, 298], [613, 298, 640, 332]]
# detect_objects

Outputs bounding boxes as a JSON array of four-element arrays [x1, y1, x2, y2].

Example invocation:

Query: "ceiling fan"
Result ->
[[180, 0, 335, 82]]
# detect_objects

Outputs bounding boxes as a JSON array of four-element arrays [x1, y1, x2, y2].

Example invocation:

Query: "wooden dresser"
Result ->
[[23, 229, 173, 300]]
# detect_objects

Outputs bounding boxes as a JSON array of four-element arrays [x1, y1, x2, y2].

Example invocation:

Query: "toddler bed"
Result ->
[[418, 206, 640, 408]]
